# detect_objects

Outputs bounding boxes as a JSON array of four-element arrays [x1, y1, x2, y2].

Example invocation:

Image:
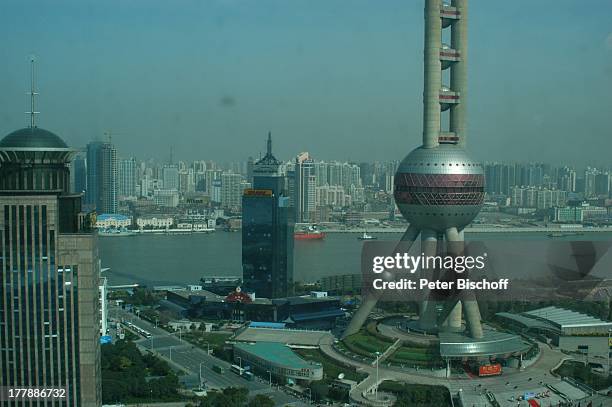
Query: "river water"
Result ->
[[99, 231, 385, 286], [99, 230, 612, 287]]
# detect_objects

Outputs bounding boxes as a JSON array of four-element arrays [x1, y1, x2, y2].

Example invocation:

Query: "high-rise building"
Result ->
[[595, 172, 611, 198], [242, 134, 294, 298], [72, 154, 87, 195], [118, 157, 137, 198], [0, 63, 101, 405], [99, 142, 117, 214], [294, 153, 316, 222], [220, 172, 243, 210], [86, 140, 117, 213], [85, 141, 102, 207], [179, 168, 195, 193], [162, 164, 179, 190]]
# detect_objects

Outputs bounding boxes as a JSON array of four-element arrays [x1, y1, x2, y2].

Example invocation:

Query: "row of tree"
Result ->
[[188, 387, 274, 407], [101, 340, 180, 404]]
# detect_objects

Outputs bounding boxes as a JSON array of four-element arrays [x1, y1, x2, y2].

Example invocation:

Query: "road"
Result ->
[[320, 339, 599, 407], [108, 305, 304, 406]]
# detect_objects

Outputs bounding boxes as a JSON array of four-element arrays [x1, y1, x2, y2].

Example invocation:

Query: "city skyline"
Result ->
[[0, 0, 611, 166]]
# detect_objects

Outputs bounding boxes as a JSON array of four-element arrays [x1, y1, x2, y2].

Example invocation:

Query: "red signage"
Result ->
[[243, 189, 272, 196], [478, 363, 502, 377]]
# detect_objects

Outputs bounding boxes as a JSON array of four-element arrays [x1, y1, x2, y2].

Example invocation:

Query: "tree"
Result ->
[[222, 387, 249, 406], [248, 394, 275, 407], [198, 387, 249, 407]]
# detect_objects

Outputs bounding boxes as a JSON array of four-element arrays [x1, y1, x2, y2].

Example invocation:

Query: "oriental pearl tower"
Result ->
[[343, 0, 485, 339]]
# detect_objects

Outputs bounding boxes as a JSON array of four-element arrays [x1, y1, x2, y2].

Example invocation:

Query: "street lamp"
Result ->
[[199, 362, 206, 390], [608, 328, 612, 374], [169, 346, 173, 361], [375, 351, 381, 401], [266, 370, 272, 387]]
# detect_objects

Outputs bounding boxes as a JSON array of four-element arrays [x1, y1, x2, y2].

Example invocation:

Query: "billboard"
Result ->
[[100, 335, 112, 344], [478, 363, 502, 377], [244, 189, 272, 196]]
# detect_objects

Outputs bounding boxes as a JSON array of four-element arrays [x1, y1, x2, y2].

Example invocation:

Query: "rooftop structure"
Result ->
[[233, 341, 323, 383], [497, 306, 612, 337], [439, 330, 532, 358], [524, 306, 612, 330], [233, 327, 334, 347]]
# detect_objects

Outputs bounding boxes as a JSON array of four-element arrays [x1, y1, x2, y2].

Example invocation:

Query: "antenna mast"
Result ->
[[25, 55, 39, 128]]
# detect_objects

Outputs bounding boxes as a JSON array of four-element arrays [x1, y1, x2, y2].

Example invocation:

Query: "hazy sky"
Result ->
[[1, 0, 611, 166]]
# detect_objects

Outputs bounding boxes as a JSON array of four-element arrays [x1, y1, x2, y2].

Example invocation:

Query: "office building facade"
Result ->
[[118, 157, 137, 198], [0, 126, 101, 406], [85, 141, 117, 214], [242, 134, 294, 299]]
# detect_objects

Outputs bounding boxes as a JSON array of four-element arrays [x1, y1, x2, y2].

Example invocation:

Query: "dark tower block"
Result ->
[[242, 134, 294, 299]]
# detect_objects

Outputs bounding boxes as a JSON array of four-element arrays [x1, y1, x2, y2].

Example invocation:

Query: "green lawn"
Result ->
[[378, 381, 452, 407], [342, 329, 393, 357], [388, 345, 440, 363], [295, 348, 366, 383]]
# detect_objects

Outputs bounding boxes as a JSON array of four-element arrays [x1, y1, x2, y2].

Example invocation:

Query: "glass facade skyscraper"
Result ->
[[85, 141, 117, 214], [0, 126, 101, 406], [242, 134, 294, 299]]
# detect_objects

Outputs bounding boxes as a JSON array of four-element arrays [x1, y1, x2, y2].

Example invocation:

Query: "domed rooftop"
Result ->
[[0, 127, 68, 149]]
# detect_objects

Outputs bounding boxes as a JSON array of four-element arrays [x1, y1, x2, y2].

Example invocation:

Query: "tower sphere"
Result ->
[[393, 145, 484, 232]]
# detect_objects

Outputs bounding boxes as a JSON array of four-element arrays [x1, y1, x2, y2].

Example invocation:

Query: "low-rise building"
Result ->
[[96, 213, 132, 229], [136, 215, 174, 229], [233, 342, 323, 384], [321, 274, 362, 294], [166, 288, 343, 329], [496, 306, 612, 357]]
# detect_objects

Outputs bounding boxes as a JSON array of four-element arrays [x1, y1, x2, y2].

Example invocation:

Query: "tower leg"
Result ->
[[443, 227, 463, 331], [341, 225, 420, 339], [419, 229, 438, 332], [451, 228, 483, 339]]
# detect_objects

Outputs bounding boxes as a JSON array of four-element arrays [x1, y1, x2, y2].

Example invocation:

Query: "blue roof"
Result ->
[[98, 214, 130, 221], [289, 308, 345, 322], [249, 321, 286, 329]]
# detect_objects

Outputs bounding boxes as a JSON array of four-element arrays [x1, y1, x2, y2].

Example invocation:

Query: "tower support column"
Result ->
[[423, 0, 442, 148], [450, 0, 468, 147], [342, 226, 420, 339]]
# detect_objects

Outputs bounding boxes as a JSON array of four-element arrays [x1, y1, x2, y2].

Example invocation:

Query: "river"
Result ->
[[99, 230, 612, 287]]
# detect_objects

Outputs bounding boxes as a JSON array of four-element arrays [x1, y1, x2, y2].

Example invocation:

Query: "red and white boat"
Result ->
[[294, 226, 326, 240]]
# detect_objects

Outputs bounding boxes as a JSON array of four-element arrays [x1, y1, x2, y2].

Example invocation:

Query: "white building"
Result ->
[[95, 214, 132, 229], [220, 172, 243, 209], [118, 157, 137, 198], [136, 216, 174, 229], [154, 189, 179, 207]]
